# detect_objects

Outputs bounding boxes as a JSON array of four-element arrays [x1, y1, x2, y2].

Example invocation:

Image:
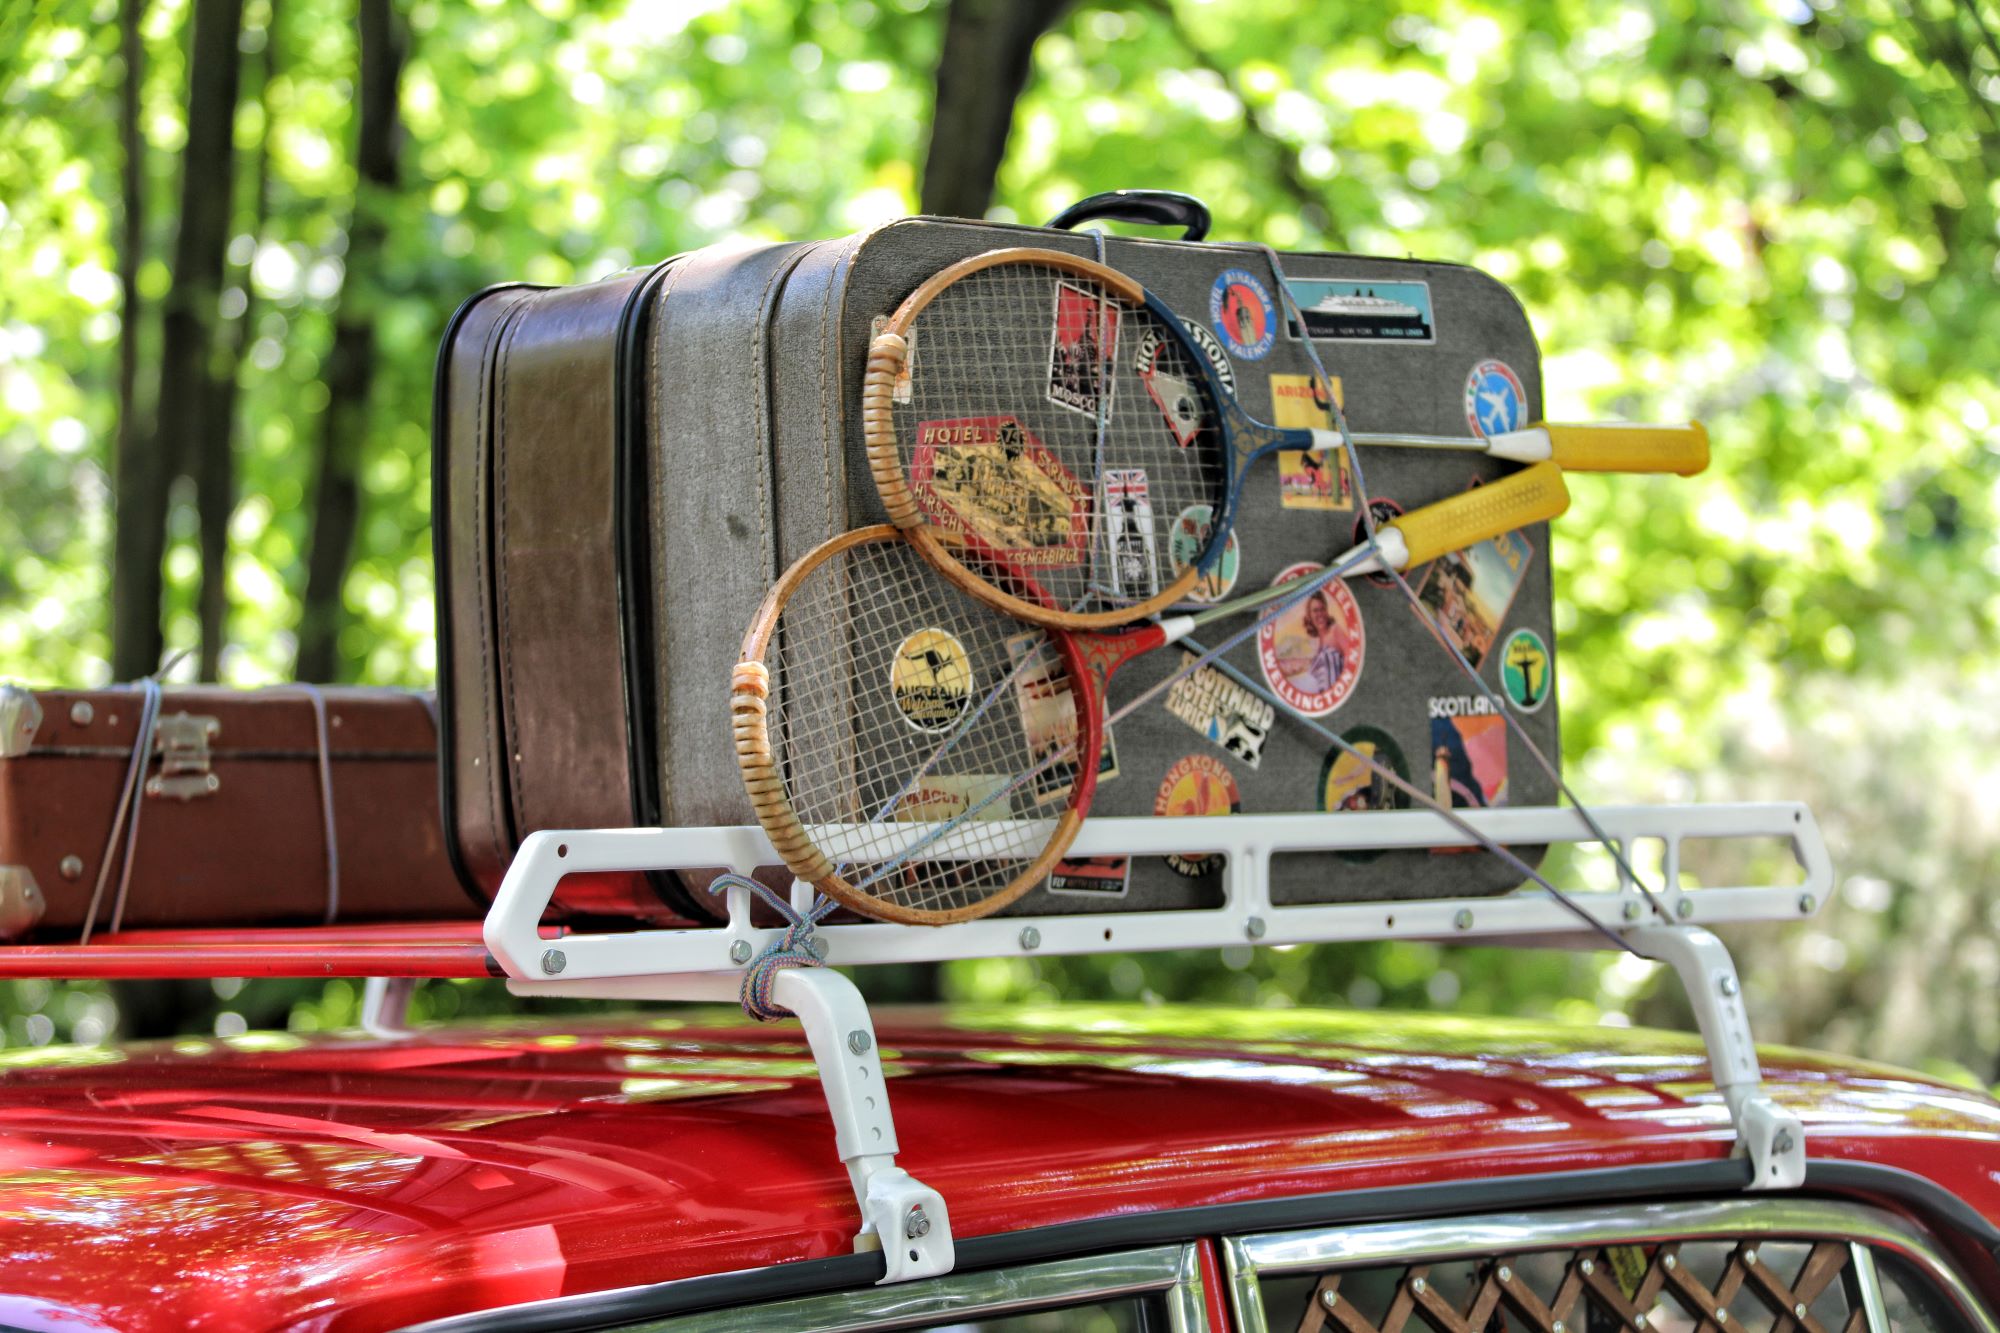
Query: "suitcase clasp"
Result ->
[[146, 712, 221, 802]]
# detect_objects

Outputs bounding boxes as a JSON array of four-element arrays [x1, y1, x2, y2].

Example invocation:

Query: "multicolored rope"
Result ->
[[705, 872, 838, 1021]]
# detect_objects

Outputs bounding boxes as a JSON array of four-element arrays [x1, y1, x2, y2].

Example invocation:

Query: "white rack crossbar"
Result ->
[[486, 800, 1831, 1282]]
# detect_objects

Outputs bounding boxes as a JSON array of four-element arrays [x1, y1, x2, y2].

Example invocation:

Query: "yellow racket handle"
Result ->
[[1389, 460, 1571, 567], [1543, 421, 1709, 476]]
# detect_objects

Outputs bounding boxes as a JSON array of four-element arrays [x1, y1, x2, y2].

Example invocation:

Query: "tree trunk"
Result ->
[[114, 0, 244, 682], [108, 0, 156, 681], [294, 0, 404, 683], [918, 0, 1073, 218], [197, 0, 281, 682]]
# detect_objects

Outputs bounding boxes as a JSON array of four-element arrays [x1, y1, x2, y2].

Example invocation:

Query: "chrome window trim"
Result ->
[[1851, 1239, 1893, 1333], [1222, 1197, 1997, 1333], [628, 1242, 1209, 1333]]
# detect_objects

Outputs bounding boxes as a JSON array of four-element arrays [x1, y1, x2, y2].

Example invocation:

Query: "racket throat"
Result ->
[[1336, 526, 1411, 578]]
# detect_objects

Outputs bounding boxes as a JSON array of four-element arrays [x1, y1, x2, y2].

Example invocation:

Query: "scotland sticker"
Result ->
[[1209, 268, 1277, 361], [1464, 359, 1527, 438], [1284, 278, 1436, 344]]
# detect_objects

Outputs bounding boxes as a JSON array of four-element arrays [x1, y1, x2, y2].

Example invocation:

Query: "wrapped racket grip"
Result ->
[[862, 332, 922, 528], [732, 660, 834, 884], [1390, 460, 1570, 567], [1543, 420, 1709, 476]]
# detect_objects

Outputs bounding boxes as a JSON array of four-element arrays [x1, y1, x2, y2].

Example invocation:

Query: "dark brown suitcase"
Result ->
[[0, 684, 477, 939]]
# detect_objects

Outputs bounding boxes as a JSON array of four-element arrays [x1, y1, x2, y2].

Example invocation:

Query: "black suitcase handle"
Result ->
[[1045, 189, 1211, 241]]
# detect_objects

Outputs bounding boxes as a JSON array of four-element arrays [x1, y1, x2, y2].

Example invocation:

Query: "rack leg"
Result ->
[[1626, 925, 1806, 1190], [361, 976, 416, 1037]]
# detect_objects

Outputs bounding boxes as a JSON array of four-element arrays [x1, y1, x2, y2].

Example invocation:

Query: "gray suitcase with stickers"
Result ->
[[443, 192, 1559, 915]]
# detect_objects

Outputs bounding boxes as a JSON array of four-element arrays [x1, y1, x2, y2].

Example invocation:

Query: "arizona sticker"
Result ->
[[1166, 503, 1239, 604], [1269, 372, 1353, 512], [910, 415, 1090, 568], [1499, 628, 1552, 713], [1047, 279, 1119, 417], [1209, 268, 1277, 361], [891, 628, 972, 733], [1464, 358, 1527, 438], [1256, 563, 1365, 718], [1152, 753, 1240, 877]]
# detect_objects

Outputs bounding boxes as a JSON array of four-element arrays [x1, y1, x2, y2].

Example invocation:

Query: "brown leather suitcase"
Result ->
[[0, 684, 477, 940]]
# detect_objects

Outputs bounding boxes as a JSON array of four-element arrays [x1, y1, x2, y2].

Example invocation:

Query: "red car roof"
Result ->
[[0, 1005, 1990, 1331]]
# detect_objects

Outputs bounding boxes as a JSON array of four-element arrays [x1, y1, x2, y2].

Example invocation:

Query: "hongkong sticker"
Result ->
[[868, 315, 914, 403], [1165, 650, 1274, 769], [1179, 317, 1234, 392], [1166, 503, 1239, 603], [1430, 705, 1508, 814], [1412, 487, 1534, 670], [1464, 358, 1527, 438], [1102, 469, 1160, 599], [1269, 372, 1354, 512], [1352, 499, 1405, 588], [891, 628, 972, 733], [893, 774, 1012, 823], [1499, 628, 1552, 713], [1153, 753, 1240, 877], [1048, 279, 1119, 417], [1209, 268, 1277, 361], [1005, 630, 1117, 805], [1283, 277, 1437, 343], [911, 415, 1089, 568], [1048, 854, 1130, 897], [1256, 563, 1365, 717]]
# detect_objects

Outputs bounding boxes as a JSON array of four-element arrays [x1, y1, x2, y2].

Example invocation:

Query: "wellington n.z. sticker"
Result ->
[[1209, 268, 1277, 361], [1256, 563, 1365, 718], [890, 628, 972, 733], [910, 415, 1089, 568], [1133, 326, 1205, 446], [1101, 468, 1160, 599], [1048, 279, 1119, 417], [1165, 651, 1274, 768]]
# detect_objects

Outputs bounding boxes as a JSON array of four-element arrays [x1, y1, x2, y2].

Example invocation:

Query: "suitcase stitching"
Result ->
[[747, 254, 797, 584], [470, 294, 527, 873], [494, 301, 530, 839], [648, 259, 693, 823]]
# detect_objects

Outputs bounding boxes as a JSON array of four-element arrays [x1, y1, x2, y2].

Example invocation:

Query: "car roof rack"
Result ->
[[0, 800, 1832, 1286]]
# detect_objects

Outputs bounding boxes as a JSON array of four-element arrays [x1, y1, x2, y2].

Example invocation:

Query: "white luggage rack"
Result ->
[[488, 800, 1833, 1286]]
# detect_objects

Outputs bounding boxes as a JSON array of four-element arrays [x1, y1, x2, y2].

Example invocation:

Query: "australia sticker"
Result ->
[[1283, 277, 1436, 343], [1006, 630, 1117, 805], [1179, 317, 1234, 392], [1352, 499, 1405, 587], [1152, 753, 1240, 877], [1412, 487, 1533, 670], [1048, 854, 1131, 896], [1431, 702, 1508, 812], [1048, 279, 1119, 417], [1102, 468, 1160, 599], [893, 774, 1012, 823], [1165, 651, 1274, 768], [1256, 563, 1365, 718], [1269, 372, 1353, 511], [1166, 503, 1238, 603], [1209, 267, 1277, 361], [869, 315, 914, 402], [910, 415, 1090, 568], [1499, 628, 1552, 713], [891, 628, 972, 733], [1464, 358, 1527, 437], [1133, 325, 1206, 446]]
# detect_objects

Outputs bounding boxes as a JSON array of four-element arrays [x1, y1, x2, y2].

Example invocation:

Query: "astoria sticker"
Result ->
[[891, 628, 972, 733], [1179, 317, 1234, 393], [1256, 562, 1365, 718], [1209, 268, 1277, 361], [1153, 753, 1241, 877]]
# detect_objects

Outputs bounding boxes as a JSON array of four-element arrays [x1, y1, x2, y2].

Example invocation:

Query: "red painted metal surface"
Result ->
[[0, 922, 502, 978], [0, 1006, 1985, 1331]]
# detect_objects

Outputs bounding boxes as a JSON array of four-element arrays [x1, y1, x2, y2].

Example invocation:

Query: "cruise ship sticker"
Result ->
[[1283, 278, 1437, 344]]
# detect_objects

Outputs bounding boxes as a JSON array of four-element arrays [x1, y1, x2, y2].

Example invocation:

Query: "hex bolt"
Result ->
[[1797, 893, 1817, 915], [905, 1204, 930, 1240], [1675, 899, 1694, 919], [58, 855, 82, 881], [807, 936, 829, 962], [68, 701, 93, 727], [729, 939, 753, 965], [1622, 900, 1642, 922], [1453, 909, 1474, 931], [1718, 974, 1740, 998], [1019, 926, 1041, 951], [541, 949, 567, 975], [847, 1029, 873, 1055], [1773, 1129, 1796, 1156], [1245, 915, 1267, 941]]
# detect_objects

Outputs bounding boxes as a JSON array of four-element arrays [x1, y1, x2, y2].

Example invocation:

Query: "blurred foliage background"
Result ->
[[0, 0, 1995, 1084]]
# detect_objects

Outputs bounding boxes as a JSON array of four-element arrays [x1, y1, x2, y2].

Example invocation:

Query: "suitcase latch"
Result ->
[[146, 712, 220, 801]]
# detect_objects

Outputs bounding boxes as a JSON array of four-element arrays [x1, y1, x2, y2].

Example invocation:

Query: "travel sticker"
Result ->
[[1165, 650, 1274, 768], [1499, 628, 1552, 713], [1269, 372, 1353, 512], [1153, 753, 1240, 877], [1048, 854, 1131, 897], [911, 415, 1089, 568], [1166, 503, 1239, 604], [1430, 697, 1508, 811], [1319, 725, 1410, 814], [1048, 279, 1119, 417], [1133, 326, 1206, 447], [891, 628, 972, 733], [869, 315, 914, 402], [892, 774, 1012, 823], [1101, 468, 1160, 600], [1209, 267, 1277, 361], [1283, 277, 1437, 343], [1256, 562, 1365, 718], [1464, 358, 1527, 438], [1352, 499, 1405, 588], [1179, 317, 1235, 392], [1005, 630, 1118, 805], [1412, 489, 1533, 670]]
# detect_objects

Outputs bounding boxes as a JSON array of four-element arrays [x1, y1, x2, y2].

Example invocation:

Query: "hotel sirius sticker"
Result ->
[[1283, 278, 1436, 344]]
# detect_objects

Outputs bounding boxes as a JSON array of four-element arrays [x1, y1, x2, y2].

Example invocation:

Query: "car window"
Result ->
[[1876, 1251, 1980, 1333], [906, 1292, 1161, 1331]]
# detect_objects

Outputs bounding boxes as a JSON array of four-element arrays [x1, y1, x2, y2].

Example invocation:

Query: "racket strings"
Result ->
[[764, 539, 1073, 915], [894, 262, 1228, 611]]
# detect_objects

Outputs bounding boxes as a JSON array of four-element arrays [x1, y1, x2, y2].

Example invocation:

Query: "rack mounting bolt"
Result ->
[[1676, 899, 1694, 920], [1453, 909, 1474, 931], [1245, 915, 1267, 940], [728, 939, 753, 965], [540, 949, 567, 975], [905, 1204, 931, 1239], [807, 936, 829, 961], [1718, 975, 1739, 998], [1019, 926, 1041, 951], [1797, 893, 1816, 914], [1623, 900, 1642, 921], [847, 1029, 872, 1055], [1773, 1129, 1796, 1156]]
